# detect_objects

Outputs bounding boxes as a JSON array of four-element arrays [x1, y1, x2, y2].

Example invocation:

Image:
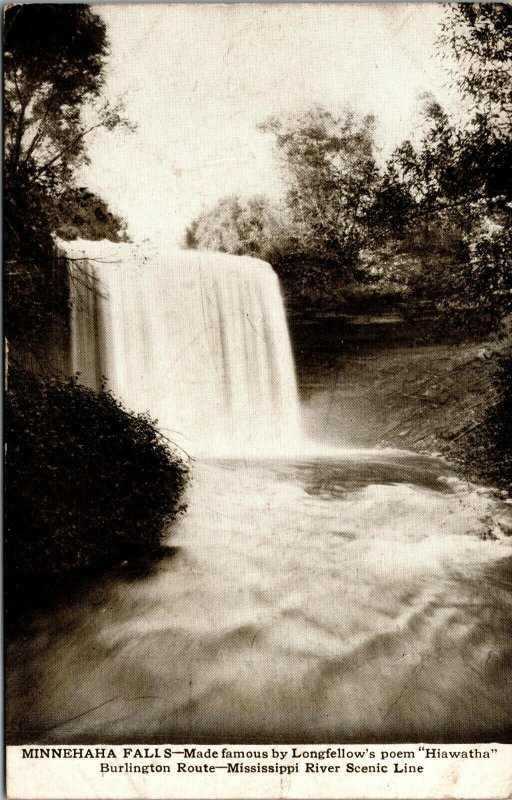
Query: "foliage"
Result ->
[[438, 3, 512, 140], [260, 107, 379, 272], [5, 364, 189, 615], [53, 187, 130, 242], [4, 5, 130, 192], [4, 5, 132, 350], [459, 215, 512, 323], [380, 99, 467, 241], [379, 5, 512, 329], [455, 345, 512, 491], [367, 160, 415, 241], [185, 194, 286, 260]]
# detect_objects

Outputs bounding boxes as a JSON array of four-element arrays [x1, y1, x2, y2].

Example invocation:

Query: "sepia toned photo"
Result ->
[[4, 2, 512, 797]]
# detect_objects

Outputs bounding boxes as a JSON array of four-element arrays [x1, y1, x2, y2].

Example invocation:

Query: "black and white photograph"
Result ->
[[4, 3, 512, 798]]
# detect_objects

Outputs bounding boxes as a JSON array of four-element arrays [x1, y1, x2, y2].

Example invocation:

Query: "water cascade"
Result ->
[[10, 241, 512, 746], [64, 242, 302, 457]]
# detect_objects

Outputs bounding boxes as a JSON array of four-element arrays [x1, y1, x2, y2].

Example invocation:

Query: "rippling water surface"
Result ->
[[7, 452, 512, 743]]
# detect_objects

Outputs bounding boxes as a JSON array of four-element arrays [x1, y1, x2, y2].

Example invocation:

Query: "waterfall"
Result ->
[[68, 259, 106, 391], [63, 241, 302, 457]]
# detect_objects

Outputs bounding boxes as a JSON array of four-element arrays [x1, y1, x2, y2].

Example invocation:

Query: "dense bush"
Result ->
[[461, 346, 512, 491], [5, 365, 189, 613]]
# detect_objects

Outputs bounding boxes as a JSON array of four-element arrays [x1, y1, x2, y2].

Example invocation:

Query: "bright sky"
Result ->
[[81, 3, 458, 245]]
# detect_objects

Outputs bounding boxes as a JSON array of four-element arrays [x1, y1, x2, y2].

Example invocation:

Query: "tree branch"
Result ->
[[22, 87, 61, 164], [404, 192, 487, 224], [11, 96, 31, 175], [33, 120, 106, 179]]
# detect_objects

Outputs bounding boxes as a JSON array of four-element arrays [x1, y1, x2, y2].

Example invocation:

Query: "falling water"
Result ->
[[64, 242, 302, 457], [68, 259, 106, 391], [9, 239, 512, 746]]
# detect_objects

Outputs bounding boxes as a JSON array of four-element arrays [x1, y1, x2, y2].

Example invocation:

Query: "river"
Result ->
[[6, 282, 512, 744], [7, 452, 512, 743]]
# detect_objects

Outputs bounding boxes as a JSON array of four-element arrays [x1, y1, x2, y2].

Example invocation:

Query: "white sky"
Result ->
[[81, 3, 458, 245]]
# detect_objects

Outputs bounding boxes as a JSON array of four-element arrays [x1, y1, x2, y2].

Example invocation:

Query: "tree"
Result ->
[[436, 5, 512, 325], [185, 194, 286, 261], [438, 4, 512, 209], [4, 5, 128, 191], [367, 158, 415, 241], [439, 3, 512, 141], [4, 5, 132, 346], [378, 6, 512, 328], [380, 97, 470, 248], [53, 187, 129, 242], [260, 107, 379, 272]]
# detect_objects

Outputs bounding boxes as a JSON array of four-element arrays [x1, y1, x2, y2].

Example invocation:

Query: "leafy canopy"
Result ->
[[439, 3, 512, 139], [260, 107, 379, 269], [4, 4, 132, 346], [185, 195, 286, 261], [186, 6, 512, 322], [5, 5, 111, 184], [4, 4, 131, 259]]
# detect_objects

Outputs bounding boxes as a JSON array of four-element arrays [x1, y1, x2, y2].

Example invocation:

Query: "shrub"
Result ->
[[5, 364, 189, 614], [463, 346, 512, 491]]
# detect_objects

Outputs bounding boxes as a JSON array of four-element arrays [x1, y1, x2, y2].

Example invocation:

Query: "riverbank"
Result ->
[[290, 313, 512, 496]]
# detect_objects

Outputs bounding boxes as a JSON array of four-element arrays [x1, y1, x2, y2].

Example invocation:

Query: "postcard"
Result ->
[[4, 3, 512, 798]]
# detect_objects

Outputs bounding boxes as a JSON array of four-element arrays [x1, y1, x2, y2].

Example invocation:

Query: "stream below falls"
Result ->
[[7, 451, 512, 743]]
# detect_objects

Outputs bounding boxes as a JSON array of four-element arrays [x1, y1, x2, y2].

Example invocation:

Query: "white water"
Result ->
[[8, 240, 510, 744], [68, 259, 105, 391], [7, 456, 512, 743], [64, 241, 301, 457]]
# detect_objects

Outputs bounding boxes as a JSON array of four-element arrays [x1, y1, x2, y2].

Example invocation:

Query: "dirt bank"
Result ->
[[360, 338, 510, 490], [291, 315, 511, 494]]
